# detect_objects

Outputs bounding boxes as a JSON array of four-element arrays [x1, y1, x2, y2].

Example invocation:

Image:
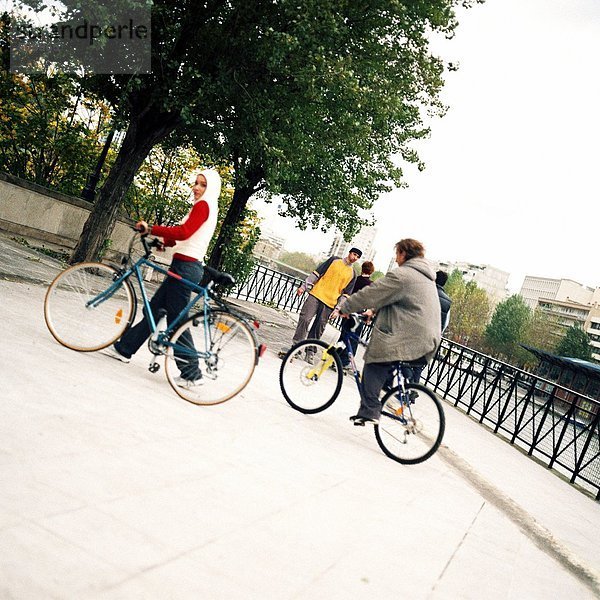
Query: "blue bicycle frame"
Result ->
[[87, 254, 219, 359]]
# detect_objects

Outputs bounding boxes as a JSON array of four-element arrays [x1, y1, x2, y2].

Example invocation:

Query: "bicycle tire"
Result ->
[[279, 339, 343, 414], [165, 310, 257, 406], [44, 262, 136, 351], [374, 383, 445, 465]]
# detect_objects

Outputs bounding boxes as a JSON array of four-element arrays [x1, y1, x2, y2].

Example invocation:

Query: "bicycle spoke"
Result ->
[[165, 311, 257, 405], [44, 263, 135, 351], [279, 340, 343, 413], [375, 384, 445, 464]]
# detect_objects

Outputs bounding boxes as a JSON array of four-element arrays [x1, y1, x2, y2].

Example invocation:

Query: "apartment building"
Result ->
[[437, 261, 509, 305], [519, 276, 594, 309], [587, 313, 600, 362], [329, 226, 377, 263], [253, 230, 285, 264], [523, 277, 600, 362]]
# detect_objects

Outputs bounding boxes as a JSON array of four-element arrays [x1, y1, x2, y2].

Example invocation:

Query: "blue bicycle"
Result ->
[[44, 233, 265, 406], [278, 314, 445, 464]]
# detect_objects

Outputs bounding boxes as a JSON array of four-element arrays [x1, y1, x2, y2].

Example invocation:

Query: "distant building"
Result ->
[[437, 261, 509, 305], [253, 230, 285, 265], [538, 298, 592, 335], [519, 276, 594, 309], [587, 312, 600, 363], [329, 226, 377, 263], [521, 276, 600, 362]]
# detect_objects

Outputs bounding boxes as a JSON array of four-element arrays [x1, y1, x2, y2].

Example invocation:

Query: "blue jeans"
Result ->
[[116, 259, 204, 379]]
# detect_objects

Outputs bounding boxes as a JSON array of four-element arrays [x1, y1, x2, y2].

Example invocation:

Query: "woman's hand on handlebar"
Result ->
[[135, 220, 150, 235]]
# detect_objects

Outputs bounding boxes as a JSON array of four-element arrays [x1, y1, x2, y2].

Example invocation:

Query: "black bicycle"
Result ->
[[279, 314, 445, 464]]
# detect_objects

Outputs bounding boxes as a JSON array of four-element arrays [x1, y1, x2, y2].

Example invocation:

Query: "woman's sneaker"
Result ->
[[174, 375, 204, 388], [102, 345, 131, 363]]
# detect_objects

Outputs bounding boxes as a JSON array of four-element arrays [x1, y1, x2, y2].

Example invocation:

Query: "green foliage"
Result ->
[[522, 308, 557, 353], [371, 271, 385, 282], [556, 325, 593, 361], [444, 270, 491, 348], [7, 1, 483, 264], [279, 251, 317, 275], [206, 166, 261, 284], [0, 15, 111, 195], [123, 145, 202, 225], [484, 295, 531, 362]]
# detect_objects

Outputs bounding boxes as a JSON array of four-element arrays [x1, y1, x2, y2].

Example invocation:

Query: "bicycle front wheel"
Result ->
[[279, 339, 343, 414], [44, 262, 135, 351], [375, 383, 445, 465], [165, 310, 257, 406]]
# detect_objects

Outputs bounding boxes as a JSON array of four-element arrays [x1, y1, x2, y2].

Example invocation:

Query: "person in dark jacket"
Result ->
[[337, 261, 375, 368], [436, 270, 452, 334]]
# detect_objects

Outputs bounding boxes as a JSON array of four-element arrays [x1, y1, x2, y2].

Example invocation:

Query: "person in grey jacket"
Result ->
[[333, 238, 441, 425]]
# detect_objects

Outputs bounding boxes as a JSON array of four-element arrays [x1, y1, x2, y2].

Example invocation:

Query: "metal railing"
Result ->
[[232, 264, 305, 312], [232, 264, 600, 499], [423, 339, 600, 500]]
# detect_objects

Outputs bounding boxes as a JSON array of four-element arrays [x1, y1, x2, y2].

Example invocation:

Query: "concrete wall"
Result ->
[[0, 172, 136, 260]]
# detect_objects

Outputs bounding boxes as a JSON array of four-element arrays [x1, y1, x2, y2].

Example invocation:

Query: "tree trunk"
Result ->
[[69, 109, 180, 264], [208, 185, 253, 270], [208, 164, 263, 270]]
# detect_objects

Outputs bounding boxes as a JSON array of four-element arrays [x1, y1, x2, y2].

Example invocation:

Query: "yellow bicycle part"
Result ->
[[306, 347, 336, 379]]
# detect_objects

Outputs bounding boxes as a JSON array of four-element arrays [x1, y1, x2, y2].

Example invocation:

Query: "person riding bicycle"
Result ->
[[104, 169, 221, 388], [332, 239, 441, 425]]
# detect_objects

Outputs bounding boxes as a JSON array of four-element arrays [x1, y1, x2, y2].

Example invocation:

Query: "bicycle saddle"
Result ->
[[203, 265, 236, 287]]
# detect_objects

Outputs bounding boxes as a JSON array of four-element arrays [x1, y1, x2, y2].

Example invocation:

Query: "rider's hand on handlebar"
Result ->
[[135, 220, 150, 235], [361, 309, 375, 323]]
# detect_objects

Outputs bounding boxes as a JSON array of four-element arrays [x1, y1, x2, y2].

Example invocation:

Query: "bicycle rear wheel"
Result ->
[[375, 383, 445, 464], [279, 339, 343, 414], [44, 262, 135, 351], [165, 310, 257, 405]]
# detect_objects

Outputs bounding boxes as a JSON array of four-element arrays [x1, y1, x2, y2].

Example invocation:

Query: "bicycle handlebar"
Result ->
[[347, 312, 369, 332]]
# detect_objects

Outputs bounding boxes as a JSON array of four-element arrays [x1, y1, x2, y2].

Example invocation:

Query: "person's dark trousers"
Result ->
[[383, 360, 426, 391], [115, 259, 204, 379], [338, 320, 363, 366], [358, 361, 397, 420], [400, 363, 425, 384]]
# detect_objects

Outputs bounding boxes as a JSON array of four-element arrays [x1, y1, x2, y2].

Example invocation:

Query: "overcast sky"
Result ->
[[252, 0, 600, 293]]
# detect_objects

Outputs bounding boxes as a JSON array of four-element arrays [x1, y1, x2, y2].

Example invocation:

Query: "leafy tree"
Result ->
[[24, 0, 480, 264], [205, 166, 260, 284], [484, 294, 531, 361], [444, 270, 491, 348], [556, 325, 593, 361], [123, 145, 202, 225], [522, 308, 557, 353], [0, 15, 111, 196], [279, 252, 318, 275], [371, 271, 385, 282]]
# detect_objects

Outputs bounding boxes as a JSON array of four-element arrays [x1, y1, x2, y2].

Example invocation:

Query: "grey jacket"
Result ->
[[339, 257, 441, 364]]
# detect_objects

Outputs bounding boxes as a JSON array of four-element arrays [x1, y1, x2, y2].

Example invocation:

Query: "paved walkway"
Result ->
[[0, 231, 599, 599]]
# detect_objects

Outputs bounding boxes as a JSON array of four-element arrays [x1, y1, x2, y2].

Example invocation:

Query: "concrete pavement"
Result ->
[[0, 231, 599, 599]]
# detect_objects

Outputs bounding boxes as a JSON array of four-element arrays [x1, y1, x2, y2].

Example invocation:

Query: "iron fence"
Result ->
[[231, 265, 600, 499], [423, 339, 600, 500], [232, 264, 305, 313]]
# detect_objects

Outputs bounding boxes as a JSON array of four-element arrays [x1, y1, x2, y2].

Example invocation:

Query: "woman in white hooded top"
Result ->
[[104, 169, 221, 387]]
